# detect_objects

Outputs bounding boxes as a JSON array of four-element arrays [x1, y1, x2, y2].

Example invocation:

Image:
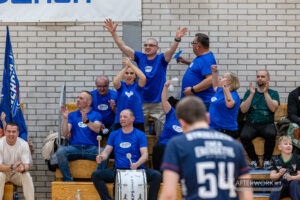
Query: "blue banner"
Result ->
[[0, 26, 28, 140]]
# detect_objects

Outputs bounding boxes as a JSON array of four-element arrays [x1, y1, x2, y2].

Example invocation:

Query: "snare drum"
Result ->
[[115, 169, 147, 200]]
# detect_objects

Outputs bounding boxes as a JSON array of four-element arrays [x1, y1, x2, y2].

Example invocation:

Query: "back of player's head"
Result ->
[[175, 96, 207, 125], [278, 135, 292, 145]]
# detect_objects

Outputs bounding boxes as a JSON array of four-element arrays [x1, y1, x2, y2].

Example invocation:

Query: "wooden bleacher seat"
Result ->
[[52, 181, 182, 200], [3, 183, 14, 200]]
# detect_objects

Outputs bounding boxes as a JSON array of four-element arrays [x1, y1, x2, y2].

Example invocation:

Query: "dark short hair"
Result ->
[[195, 33, 209, 49], [176, 96, 207, 125], [5, 122, 19, 132]]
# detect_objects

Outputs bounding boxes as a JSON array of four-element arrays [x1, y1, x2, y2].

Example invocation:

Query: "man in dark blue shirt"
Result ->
[[159, 96, 253, 200]]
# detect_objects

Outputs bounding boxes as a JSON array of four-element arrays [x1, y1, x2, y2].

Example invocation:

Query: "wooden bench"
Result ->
[[3, 183, 14, 200], [52, 181, 182, 200]]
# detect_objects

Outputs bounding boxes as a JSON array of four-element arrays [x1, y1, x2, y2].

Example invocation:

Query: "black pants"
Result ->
[[114, 123, 145, 132], [240, 123, 277, 161], [219, 129, 240, 139], [152, 142, 165, 171]]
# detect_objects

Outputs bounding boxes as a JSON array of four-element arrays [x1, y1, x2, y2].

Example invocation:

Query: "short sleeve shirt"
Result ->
[[161, 129, 249, 200], [271, 154, 300, 181], [107, 128, 148, 169], [181, 52, 216, 103], [68, 109, 102, 146], [134, 51, 168, 103], [243, 89, 280, 124], [91, 89, 117, 125]]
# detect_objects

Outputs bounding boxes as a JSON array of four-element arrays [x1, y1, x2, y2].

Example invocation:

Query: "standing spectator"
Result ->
[[104, 18, 187, 135], [269, 136, 300, 200], [159, 96, 252, 200], [152, 80, 182, 171], [287, 87, 300, 151], [209, 65, 240, 138], [113, 58, 146, 132], [91, 75, 117, 135], [0, 122, 34, 200], [179, 33, 216, 110], [240, 70, 279, 170], [57, 91, 107, 181]]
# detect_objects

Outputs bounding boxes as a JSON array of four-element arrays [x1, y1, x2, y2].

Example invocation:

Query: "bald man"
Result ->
[[57, 91, 107, 181]]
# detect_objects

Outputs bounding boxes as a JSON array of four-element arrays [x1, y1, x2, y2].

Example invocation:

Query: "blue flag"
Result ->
[[0, 26, 27, 141]]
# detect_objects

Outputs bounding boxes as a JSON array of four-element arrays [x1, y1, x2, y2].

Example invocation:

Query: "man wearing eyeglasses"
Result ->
[[104, 18, 188, 136], [91, 75, 117, 135], [178, 33, 216, 110]]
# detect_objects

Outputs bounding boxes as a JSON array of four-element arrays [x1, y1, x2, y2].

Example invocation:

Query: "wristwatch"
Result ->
[[84, 119, 90, 124]]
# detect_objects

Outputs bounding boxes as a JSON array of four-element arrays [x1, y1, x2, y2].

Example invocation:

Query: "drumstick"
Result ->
[[126, 153, 132, 165], [97, 136, 102, 156]]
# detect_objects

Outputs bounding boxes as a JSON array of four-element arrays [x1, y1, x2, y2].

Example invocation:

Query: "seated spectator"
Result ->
[[91, 109, 161, 200], [113, 58, 146, 132], [240, 70, 279, 170], [91, 75, 117, 135], [269, 136, 300, 200], [152, 81, 182, 171], [287, 87, 300, 151], [209, 65, 240, 138], [57, 91, 107, 181], [0, 122, 34, 200]]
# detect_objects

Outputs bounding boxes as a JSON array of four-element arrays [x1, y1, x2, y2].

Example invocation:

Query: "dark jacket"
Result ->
[[288, 87, 300, 126]]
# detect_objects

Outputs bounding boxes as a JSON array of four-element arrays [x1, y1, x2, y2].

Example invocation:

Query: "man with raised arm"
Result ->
[[57, 91, 107, 181], [104, 18, 187, 135], [240, 70, 279, 170]]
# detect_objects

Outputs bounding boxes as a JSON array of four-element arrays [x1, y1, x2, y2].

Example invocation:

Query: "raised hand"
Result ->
[[61, 106, 69, 119], [164, 80, 171, 88], [104, 18, 118, 34], [108, 99, 116, 111], [122, 57, 132, 67], [175, 27, 188, 40], [249, 82, 255, 94], [81, 112, 88, 123], [211, 65, 218, 73], [262, 80, 269, 93]]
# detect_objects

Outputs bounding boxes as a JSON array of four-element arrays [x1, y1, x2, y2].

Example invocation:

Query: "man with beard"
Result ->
[[240, 70, 279, 170]]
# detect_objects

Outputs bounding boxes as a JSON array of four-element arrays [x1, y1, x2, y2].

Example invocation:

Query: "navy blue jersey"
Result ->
[[161, 128, 249, 200]]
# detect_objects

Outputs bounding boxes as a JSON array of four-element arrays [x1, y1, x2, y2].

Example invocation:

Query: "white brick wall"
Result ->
[[0, 0, 300, 199]]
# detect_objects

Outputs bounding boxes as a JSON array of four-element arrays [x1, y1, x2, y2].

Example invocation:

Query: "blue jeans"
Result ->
[[56, 145, 107, 181], [91, 168, 162, 200]]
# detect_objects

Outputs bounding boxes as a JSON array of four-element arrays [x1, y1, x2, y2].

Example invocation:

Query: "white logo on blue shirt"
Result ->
[[145, 66, 153, 72], [211, 97, 217, 102], [172, 125, 182, 133], [125, 91, 134, 98], [98, 104, 108, 111], [188, 62, 194, 68], [78, 122, 88, 128], [120, 142, 131, 148]]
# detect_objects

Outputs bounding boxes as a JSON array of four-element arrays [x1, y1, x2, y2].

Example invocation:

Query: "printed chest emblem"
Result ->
[[172, 125, 182, 133], [78, 122, 87, 128], [98, 104, 108, 111], [125, 91, 134, 98], [120, 142, 131, 148], [145, 66, 153, 73], [211, 96, 217, 102], [188, 62, 194, 68]]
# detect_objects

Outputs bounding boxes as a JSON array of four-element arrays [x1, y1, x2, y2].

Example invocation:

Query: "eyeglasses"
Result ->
[[191, 42, 199, 45], [144, 44, 157, 47], [96, 85, 108, 88]]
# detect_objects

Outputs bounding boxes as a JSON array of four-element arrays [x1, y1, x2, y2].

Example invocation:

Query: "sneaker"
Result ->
[[249, 160, 259, 170], [263, 160, 272, 170]]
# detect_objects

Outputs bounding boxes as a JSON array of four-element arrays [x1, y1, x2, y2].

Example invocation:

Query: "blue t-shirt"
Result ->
[[134, 51, 168, 103], [161, 128, 249, 200], [107, 128, 148, 169], [115, 81, 144, 124], [181, 52, 216, 103], [91, 89, 117, 126], [209, 87, 240, 131], [68, 110, 102, 146], [158, 107, 183, 145]]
